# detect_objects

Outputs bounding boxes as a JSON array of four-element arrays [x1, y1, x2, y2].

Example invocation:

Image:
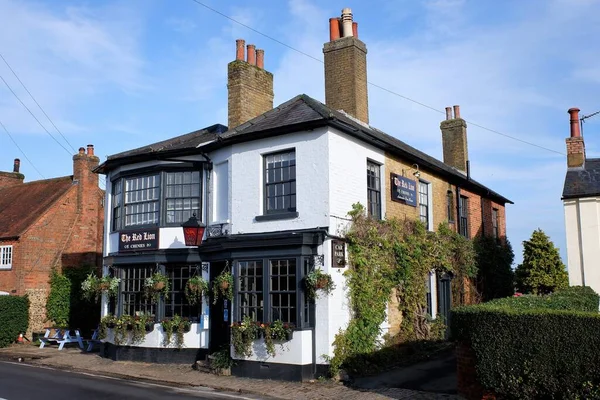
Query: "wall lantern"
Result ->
[[181, 214, 206, 246]]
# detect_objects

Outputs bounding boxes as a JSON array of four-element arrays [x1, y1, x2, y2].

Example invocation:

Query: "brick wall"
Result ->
[[566, 136, 585, 168], [0, 171, 24, 189], [441, 118, 468, 172], [323, 36, 369, 124], [227, 59, 274, 129]]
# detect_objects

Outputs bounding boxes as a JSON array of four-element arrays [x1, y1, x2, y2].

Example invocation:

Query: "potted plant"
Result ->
[[130, 313, 152, 344], [212, 270, 233, 305], [81, 273, 100, 302], [99, 314, 117, 339], [161, 315, 191, 349], [185, 276, 209, 306], [208, 347, 234, 376], [113, 315, 131, 345], [304, 269, 336, 299], [144, 272, 170, 303], [231, 316, 259, 357], [262, 320, 295, 357], [98, 276, 120, 299]]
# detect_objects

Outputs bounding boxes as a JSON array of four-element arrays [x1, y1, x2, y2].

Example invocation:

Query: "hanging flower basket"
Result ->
[[144, 272, 170, 304], [81, 273, 100, 302], [212, 270, 234, 305], [99, 276, 120, 299], [185, 276, 209, 306], [304, 269, 336, 299]]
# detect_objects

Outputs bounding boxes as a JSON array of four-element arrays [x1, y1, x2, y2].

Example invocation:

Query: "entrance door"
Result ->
[[209, 261, 230, 353], [437, 274, 452, 339]]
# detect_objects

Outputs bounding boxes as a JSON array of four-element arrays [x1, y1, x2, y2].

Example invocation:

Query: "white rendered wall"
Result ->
[[231, 330, 313, 365], [564, 197, 600, 294], [103, 322, 208, 349], [230, 127, 330, 234]]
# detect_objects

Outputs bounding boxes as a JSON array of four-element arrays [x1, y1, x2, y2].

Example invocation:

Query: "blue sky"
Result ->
[[1, 0, 600, 266]]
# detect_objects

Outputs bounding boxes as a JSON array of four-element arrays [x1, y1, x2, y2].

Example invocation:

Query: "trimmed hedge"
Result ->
[[0, 296, 29, 348], [451, 286, 600, 399]]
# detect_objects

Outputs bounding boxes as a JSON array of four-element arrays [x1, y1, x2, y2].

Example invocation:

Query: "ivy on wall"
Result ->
[[329, 203, 477, 374]]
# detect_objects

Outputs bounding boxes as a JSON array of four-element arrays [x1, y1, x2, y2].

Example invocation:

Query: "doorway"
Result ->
[[209, 260, 231, 353]]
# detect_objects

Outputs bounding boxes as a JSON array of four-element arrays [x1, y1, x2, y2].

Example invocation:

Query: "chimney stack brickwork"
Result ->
[[323, 8, 369, 124], [566, 108, 585, 168], [441, 105, 469, 172], [227, 40, 274, 129], [0, 158, 25, 189]]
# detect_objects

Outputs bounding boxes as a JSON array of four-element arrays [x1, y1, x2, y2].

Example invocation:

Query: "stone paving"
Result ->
[[0, 344, 462, 399]]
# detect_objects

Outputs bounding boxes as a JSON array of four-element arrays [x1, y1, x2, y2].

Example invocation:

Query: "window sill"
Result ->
[[255, 212, 299, 222]]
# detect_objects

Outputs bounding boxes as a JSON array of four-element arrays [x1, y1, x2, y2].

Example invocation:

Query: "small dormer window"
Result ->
[[0, 245, 12, 270]]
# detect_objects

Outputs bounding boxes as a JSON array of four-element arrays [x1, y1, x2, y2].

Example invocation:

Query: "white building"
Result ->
[[96, 8, 510, 380], [563, 107, 600, 295]]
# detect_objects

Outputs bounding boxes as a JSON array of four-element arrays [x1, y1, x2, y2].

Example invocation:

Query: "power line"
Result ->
[[0, 74, 73, 156], [190, 0, 565, 156], [0, 119, 45, 179], [0, 53, 77, 154]]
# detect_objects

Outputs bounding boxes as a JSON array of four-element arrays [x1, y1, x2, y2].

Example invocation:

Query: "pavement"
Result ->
[[0, 344, 463, 400]]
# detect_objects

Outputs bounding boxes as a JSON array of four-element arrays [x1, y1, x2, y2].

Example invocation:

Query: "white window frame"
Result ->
[[418, 180, 434, 231], [0, 245, 13, 270]]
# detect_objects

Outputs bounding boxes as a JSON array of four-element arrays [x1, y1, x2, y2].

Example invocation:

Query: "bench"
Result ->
[[39, 328, 84, 350], [85, 328, 102, 352]]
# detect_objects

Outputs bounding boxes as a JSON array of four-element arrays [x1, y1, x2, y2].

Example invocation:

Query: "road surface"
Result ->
[[0, 360, 264, 400]]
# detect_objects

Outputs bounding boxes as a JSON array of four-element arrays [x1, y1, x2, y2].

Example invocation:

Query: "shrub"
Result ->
[[452, 286, 600, 399], [46, 270, 71, 328], [0, 296, 29, 348]]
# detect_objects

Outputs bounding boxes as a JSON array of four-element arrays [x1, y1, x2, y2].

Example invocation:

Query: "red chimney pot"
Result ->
[[329, 18, 341, 41], [13, 158, 20, 173], [78, 147, 85, 155], [236, 39, 245, 61], [247, 44, 256, 65], [568, 108, 581, 138], [352, 22, 358, 38], [445, 107, 452, 121], [453, 105, 461, 119], [87, 144, 94, 156], [256, 49, 264, 69]]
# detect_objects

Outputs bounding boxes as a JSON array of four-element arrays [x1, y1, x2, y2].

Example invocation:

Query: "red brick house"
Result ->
[[0, 145, 104, 333]]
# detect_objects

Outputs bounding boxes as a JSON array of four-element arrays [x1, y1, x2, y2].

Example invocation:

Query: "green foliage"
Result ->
[[0, 296, 29, 348], [303, 269, 335, 299], [231, 316, 259, 357], [184, 275, 209, 306], [212, 270, 233, 305], [46, 270, 71, 328], [209, 347, 234, 370], [473, 235, 515, 301], [144, 272, 170, 304], [515, 229, 568, 295], [330, 203, 478, 375], [451, 287, 600, 399], [161, 314, 190, 348]]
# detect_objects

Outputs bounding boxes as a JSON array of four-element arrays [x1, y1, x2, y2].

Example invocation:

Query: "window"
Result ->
[[118, 265, 156, 318], [112, 180, 122, 231], [419, 181, 429, 229], [238, 260, 264, 321], [0, 245, 12, 269], [447, 191, 455, 223], [270, 259, 296, 324], [264, 151, 296, 214], [165, 171, 201, 224], [124, 175, 160, 227], [492, 208, 499, 239], [165, 265, 201, 321], [459, 196, 469, 238], [367, 161, 381, 219], [236, 257, 310, 327]]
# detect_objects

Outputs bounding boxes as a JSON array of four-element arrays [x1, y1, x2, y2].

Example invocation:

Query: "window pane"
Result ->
[[238, 261, 264, 322], [264, 150, 296, 214], [269, 259, 296, 324], [163, 171, 201, 224]]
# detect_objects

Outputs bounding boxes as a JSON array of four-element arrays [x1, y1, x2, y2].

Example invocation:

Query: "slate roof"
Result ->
[[562, 158, 600, 199], [97, 94, 512, 204], [0, 176, 74, 239]]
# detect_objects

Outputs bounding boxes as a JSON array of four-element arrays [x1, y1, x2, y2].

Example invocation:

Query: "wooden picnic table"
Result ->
[[39, 327, 84, 350]]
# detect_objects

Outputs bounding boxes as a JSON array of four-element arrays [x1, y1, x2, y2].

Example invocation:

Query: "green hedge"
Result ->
[[485, 286, 599, 312], [0, 296, 29, 348], [451, 286, 600, 399]]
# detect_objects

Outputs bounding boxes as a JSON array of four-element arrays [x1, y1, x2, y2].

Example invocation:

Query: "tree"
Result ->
[[515, 229, 568, 295], [474, 235, 515, 301]]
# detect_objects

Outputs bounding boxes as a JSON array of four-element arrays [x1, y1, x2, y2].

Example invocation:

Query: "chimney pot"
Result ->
[[78, 147, 85, 155], [87, 144, 94, 156], [445, 107, 452, 121], [453, 105, 461, 119], [568, 107, 581, 138], [256, 49, 264, 69], [352, 22, 358, 38], [329, 18, 341, 41], [13, 158, 20, 173], [236, 39, 245, 61], [341, 8, 353, 37], [247, 44, 256, 65]]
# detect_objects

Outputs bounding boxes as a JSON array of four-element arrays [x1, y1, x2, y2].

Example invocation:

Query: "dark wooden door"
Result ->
[[209, 261, 230, 353]]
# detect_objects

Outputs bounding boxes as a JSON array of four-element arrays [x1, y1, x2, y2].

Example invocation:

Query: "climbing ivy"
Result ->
[[329, 203, 477, 375]]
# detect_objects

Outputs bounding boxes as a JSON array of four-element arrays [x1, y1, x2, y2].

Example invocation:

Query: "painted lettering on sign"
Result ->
[[390, 174, 417, 207], [331, 239, 346, 268], [118, 228, 159, 252]]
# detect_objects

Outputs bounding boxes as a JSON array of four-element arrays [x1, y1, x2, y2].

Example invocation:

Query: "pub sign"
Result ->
[[390, 174, 417, 207], [331, 239, 346, 268], [119, 228, 159, 252]]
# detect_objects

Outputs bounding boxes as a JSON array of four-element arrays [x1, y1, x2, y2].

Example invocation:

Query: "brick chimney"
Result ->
[[0, 158, 25, 189], [227, 39, 274, 129], [73, 145, 100, 212], [566, 107, 585, 168], [440, 105, 469, 172], [323, 8, 369, 124]]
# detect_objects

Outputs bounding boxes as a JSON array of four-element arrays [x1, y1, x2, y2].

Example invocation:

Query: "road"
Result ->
[[0, 360, 264, 400]]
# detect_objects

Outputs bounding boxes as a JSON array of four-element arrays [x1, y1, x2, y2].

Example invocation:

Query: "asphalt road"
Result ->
[[0, 361, 263, 400]]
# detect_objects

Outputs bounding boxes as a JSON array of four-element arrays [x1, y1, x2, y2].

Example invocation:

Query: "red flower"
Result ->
[[513, 292, 523, 297]]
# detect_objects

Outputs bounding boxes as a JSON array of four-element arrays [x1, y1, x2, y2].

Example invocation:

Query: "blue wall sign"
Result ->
[[390, 174, 417, 207]]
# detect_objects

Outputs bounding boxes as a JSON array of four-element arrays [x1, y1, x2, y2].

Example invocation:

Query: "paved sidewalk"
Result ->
[[0, 344, 462, 400]]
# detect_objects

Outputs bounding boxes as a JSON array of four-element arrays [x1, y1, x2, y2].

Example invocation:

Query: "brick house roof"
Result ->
[[0, 176, 73, 239], [562, 158, 600, 199]]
